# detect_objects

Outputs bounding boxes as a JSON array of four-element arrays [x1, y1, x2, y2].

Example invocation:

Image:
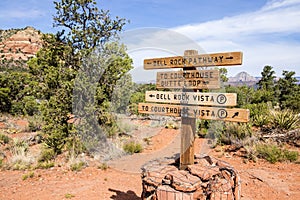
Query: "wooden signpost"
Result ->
[[139, 50, 249, 170]]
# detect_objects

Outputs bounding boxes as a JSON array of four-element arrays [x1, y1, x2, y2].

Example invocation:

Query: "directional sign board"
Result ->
[[144, 52, 242, 69], [156, 69, 220, 89], [138, 103, 249, 123], [140, 49, 246, 169], [145, 91, 237, 106]]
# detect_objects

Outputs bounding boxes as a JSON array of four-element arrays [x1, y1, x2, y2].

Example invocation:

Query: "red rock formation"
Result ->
[[0, 26, 42, 61]]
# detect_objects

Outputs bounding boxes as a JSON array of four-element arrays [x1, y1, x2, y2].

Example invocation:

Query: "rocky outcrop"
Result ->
[[0, 26, 42, 61]]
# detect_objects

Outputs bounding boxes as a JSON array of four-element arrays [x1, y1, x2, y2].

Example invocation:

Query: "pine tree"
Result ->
[[258, 65, 276, 90], [277, 70, 300, 111], [257, 65, 276, 103]]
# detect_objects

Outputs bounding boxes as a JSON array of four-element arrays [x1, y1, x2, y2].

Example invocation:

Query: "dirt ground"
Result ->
[[0, 118, 300, 200]]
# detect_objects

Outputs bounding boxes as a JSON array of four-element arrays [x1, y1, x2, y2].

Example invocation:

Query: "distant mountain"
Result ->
[[225, 72, 300, 87], [225, 71, 259, 87], [228, 71, 258, 82]]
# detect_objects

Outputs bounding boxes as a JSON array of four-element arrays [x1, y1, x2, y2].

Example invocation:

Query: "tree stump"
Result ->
[[141, 155, 241, 200]]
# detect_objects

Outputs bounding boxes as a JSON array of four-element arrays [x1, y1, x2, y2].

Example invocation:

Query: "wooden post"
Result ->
[[180, 50, 197, 170], [140, 49, 248, 169]]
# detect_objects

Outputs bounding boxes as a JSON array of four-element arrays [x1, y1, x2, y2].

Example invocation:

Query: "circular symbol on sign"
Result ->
[[217, 109, 228, 119], [217, 94, 227, 104]]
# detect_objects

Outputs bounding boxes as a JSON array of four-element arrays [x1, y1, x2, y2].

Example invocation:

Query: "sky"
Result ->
[[0, 0, 300, 82]]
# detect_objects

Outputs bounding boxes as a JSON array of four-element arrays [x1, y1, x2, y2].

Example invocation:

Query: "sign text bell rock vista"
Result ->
[[145, 91, 237, 106]]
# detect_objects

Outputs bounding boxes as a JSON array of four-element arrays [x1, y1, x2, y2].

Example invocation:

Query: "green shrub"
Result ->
[[11, 161, 31, 170], [244, 103, 271, 127], [35, 161, 55, 169], [196, 120, 210, 133], [252, 114, 270, 127], [28, 115, 43, 132], [165, 121, 179, 129], [23, 96, 40, 116], [116, 117, 138, 133], [123, 141, 143, 154], [104, 124, 119, 138], [65, 133, 86, 157], [22, 171, 34, 180], [244, 145, 258, 162], [197, 128, 208, 138], [0, 87, 11, 113], [10, 155, 33, 170], [217, 122, 252, 145], [127, 103, 138, 115], [38, 148, 56, 162], [226, 122, 253, 140], [43, 129, 68, 154], [270, 109, 299, 130], [98, 163, 109, 170], [196, 119, 210, 138], [256, 144, 299, 163], [35, 147, 56, 169], [0, 158, 3, 168], [0, 133, 10, 144], [284, 150, 299, 162], [11, 139, 29, 153], [129, 91, 146, 115], [10, 101, 23, 116], [70, 161, 85, 171], [65, 193, 75, 199], [9, 139, 34, 170], [143, 137, 151, 145], [205, 121, 225, 145]]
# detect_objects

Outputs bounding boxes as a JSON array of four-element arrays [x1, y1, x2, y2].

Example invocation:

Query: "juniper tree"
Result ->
[[53, 0, 126, 51], [26, 0, 132, 154]]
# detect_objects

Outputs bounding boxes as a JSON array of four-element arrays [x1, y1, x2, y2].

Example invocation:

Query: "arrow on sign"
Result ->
[[149, 94, 155, 98], [232, 112, 239, 118], [226, 56, 234, 60]]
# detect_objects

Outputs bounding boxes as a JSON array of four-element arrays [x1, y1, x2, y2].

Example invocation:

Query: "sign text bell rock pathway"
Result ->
[[144, 51, 243, 69]]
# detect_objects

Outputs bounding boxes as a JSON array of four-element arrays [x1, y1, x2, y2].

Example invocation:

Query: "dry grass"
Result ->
[[8, 139, 35, 170]]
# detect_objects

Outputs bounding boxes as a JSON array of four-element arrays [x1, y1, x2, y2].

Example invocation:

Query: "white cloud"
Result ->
[[124, 0, 300, 82], [261, 0, 300, 11], [169, 0, 300, 77], [173, 0, 300, 40]]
